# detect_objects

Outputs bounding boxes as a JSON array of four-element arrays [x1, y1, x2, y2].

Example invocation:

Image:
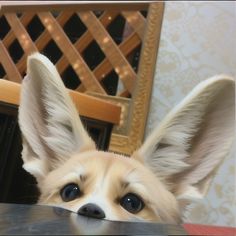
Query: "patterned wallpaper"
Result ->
[[146, 2, 235, 226]]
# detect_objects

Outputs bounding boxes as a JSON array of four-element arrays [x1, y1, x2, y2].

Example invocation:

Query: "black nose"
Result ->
[[78, 203, 105, 219]]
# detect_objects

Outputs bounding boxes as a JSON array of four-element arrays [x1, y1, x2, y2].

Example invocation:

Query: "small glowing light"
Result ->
[[44, 18, 49, 23], [108, 16, 112, 21], [115, 67, 120, 74], [21, 34, 26, 40], [128, 15, 138, 23], [103, 37, 109, 43], [73, 63, 79, 69], [102, 74, 105, 78]]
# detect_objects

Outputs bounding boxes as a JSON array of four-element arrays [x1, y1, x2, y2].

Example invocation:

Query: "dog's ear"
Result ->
[[134, 75, 235, 207], [18, 53, 96, 181]]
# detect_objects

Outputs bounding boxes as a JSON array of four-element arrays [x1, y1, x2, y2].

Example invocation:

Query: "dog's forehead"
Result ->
[[46, 150, 144, 182], [70, 150, 141, 176], [41, 150, 151, 195]]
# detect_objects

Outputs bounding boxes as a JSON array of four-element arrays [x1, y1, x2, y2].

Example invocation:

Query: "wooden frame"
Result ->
[[90, 3, 164, 154], [0, 2, 165, 155], [0, 79, 121, 124]]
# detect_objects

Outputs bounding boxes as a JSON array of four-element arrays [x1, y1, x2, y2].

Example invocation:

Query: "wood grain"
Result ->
[[0, 41, 22, 82], [15, 12, 74, 75], [79, 11, 136, 93], [0, 3, 148, 13], [56, 11, 119, 75], [5, 13, 38, 54], [38, 12, 106, 94], [109, 2, 165, 154], [0, 80, 121, 124], [3, 13, 35, 48]]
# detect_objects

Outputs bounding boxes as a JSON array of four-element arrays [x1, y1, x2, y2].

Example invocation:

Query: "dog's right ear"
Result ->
[[133, 75, 235, 210], [18, 53, 96, 182]]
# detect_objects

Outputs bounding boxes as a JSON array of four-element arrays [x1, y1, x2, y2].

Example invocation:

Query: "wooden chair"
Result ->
[[0, 79, 121, 124]]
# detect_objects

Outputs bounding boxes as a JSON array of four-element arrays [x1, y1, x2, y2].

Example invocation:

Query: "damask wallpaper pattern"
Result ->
[[146, 2, 235, 226]]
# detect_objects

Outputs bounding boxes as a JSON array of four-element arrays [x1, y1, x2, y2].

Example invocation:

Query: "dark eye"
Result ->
[[60, 183, 81, 202], [120, 193, 144, 214]]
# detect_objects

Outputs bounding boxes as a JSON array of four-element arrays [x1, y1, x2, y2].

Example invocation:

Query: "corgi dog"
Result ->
[[18, 53, 235, 224]]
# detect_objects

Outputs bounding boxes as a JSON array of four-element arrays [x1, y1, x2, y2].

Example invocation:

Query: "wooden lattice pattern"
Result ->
[[0, 3, 164, 155], [0, 9, 147, 98]]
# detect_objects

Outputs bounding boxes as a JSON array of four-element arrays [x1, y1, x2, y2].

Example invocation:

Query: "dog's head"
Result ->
[[18, 53, 235, 223]]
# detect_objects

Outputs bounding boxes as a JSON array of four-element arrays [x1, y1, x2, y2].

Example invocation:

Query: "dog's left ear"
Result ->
[[18, 53, 96, 181], [134, 75, 235, 207]]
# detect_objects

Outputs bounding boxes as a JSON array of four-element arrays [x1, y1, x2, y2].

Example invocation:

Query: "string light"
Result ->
[[21, 34, 26, 40], [73, 63, 79, 69], [103, 37, 109, 43], [115, 67, 120, 74]]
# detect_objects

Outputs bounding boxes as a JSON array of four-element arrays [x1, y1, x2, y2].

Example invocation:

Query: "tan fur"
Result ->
[[18, 53, 235, 223], [38, 151, 180, 223]]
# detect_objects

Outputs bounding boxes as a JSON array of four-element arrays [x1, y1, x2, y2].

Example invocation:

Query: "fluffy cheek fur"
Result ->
[[37, 151, 181, 223]]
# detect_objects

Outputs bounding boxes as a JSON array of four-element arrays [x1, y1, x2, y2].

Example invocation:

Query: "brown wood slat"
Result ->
[[79, 11, 136, 93], [35, 12, 73, 51], [5, 13, 38, 54], [127, 2, 165, 151], [15, 12, 74, 75], [116, 13, 147, 97], [0, 3, 148, 13], [70, 91, 121, 124], [77, 32, 141, 93], [56, 11, 119, 74], [38, 12, 106, 94], [0, 41, 22, 82], [0, 79, 121, 124], [94, 32, 140, 85], [74, 11, 145, 93], [2, 13, 35, 48], [121, 11, 146, 39]]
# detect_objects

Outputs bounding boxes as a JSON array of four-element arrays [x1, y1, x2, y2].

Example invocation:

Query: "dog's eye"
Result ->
[[120, 193, 144, 214], [60, 183, 81, 202]]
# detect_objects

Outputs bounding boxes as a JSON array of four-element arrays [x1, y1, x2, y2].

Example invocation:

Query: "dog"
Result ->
[[18, 53, 235, 224]]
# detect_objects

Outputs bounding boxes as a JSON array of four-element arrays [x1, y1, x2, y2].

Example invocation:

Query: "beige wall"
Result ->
[[146, 2, 235, 226]]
